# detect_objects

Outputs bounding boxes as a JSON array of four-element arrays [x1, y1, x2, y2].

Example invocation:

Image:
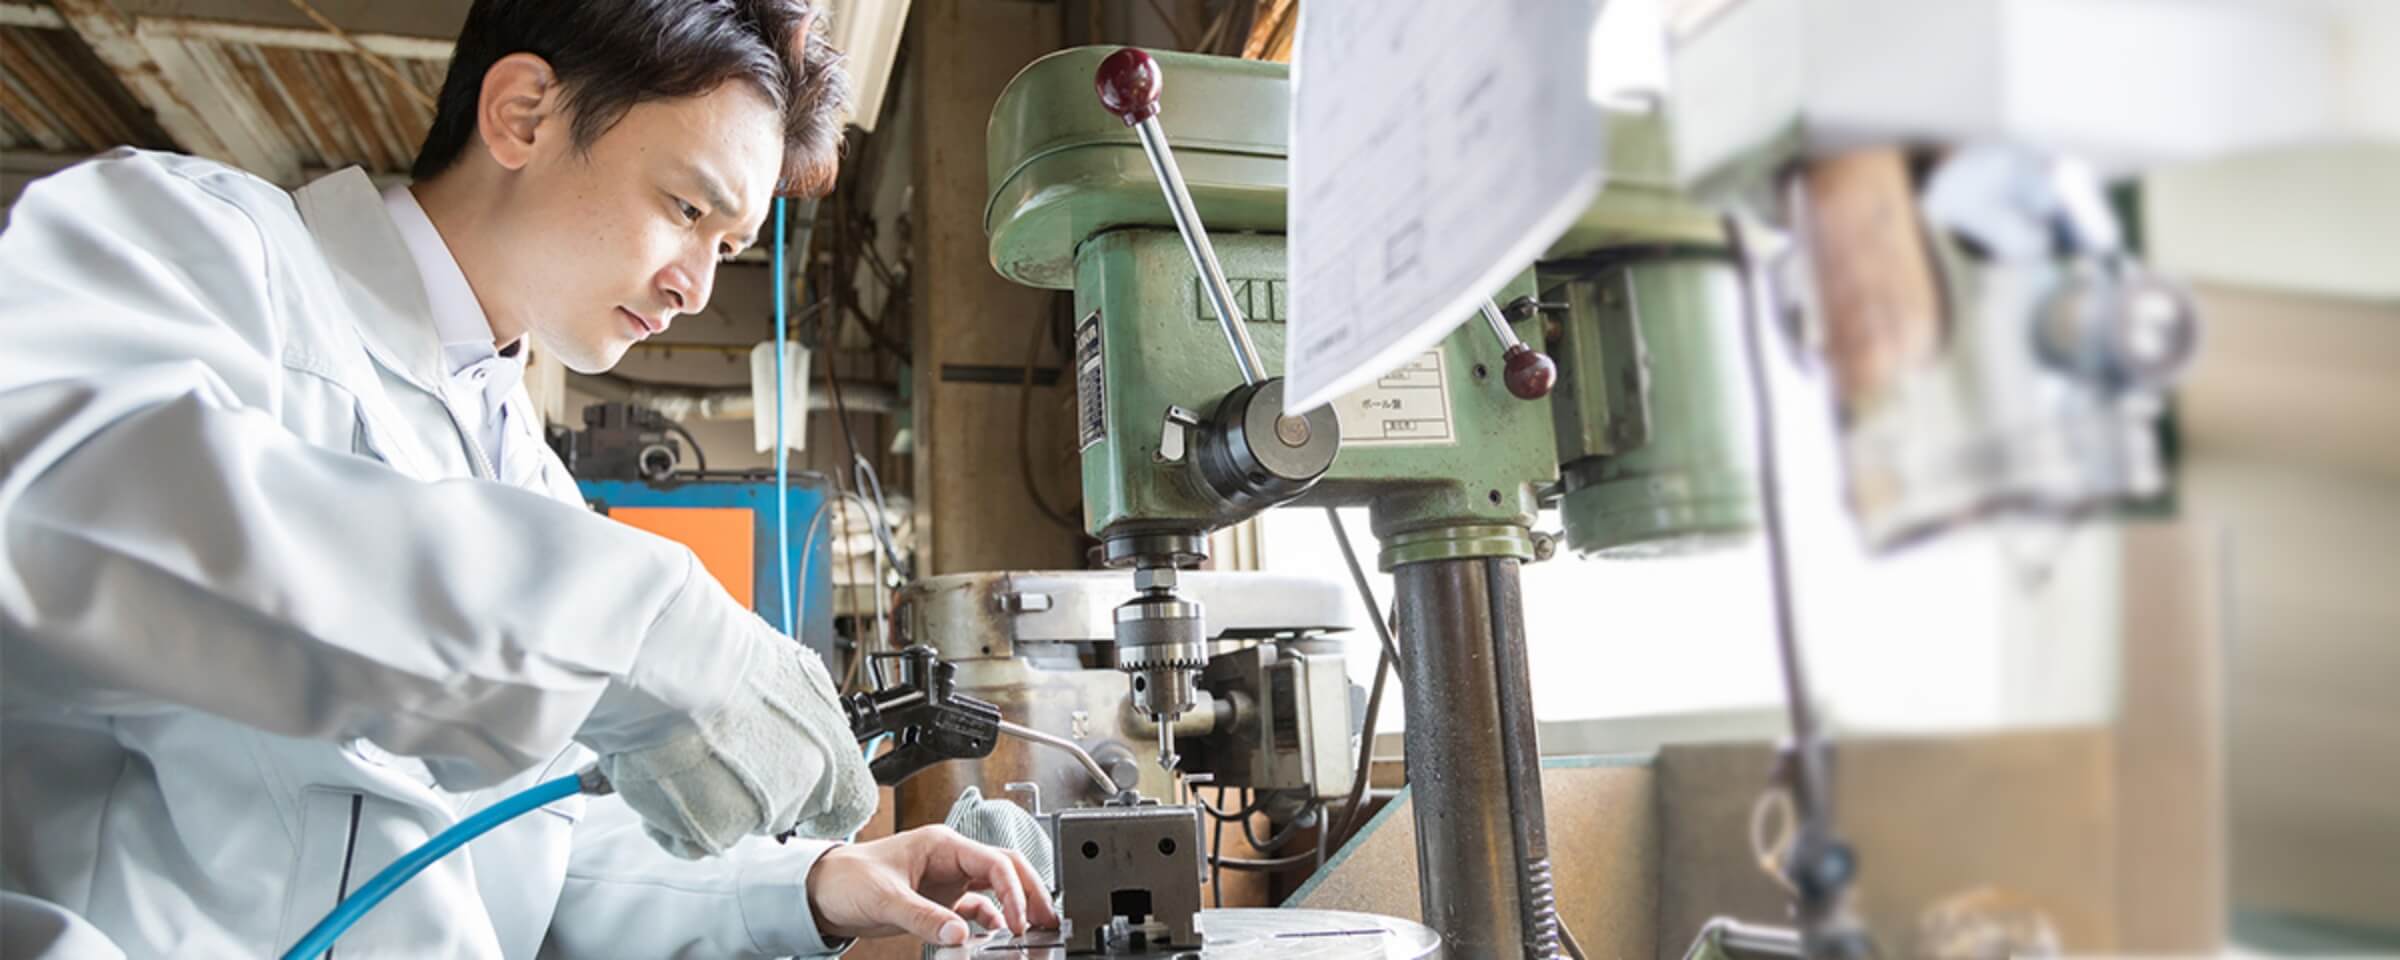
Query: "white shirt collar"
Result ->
[[380, 184, 523, 379]]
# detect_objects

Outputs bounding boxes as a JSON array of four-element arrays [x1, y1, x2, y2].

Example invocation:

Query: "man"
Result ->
[[0, 1, 1054, 956]]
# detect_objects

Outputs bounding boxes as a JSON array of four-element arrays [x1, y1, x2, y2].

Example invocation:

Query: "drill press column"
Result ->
[[1395, 553, 1558, 958]]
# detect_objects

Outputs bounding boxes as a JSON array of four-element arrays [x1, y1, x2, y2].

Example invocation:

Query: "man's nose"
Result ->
[[657, 260, 716, 319]]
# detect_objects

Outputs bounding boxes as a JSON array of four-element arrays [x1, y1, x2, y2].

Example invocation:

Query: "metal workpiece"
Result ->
[[1396, 556, 1559, 959], [931, 908, 1439, 959], [1542, 255, 1760, 557], [896, 569, 1360, 661], [1054, 804, 1208, 953], [1192, 378, 1340, 514]]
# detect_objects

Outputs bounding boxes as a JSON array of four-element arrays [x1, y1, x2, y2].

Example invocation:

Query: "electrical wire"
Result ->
[[1197, 787, 1315, 850], [664, 420, 709, 474], [818, 352, 880, 684], [1728, 209, 1869, 954], [796, 487, 899, 692], [1241, 801, 1318, 853], [838, 297, 914, 366], [281, 772, 592, 959], [1210, 787, 1228, 907], [1748, 786, 1801, 896], [850, 455, 908, 581], [1019, 313, 1083, 532], [1205, 850, 1320, 872], [1560, 918, 1590, 960], [1194, 788, 1270, 823], [1325, 508, 1401, 846]]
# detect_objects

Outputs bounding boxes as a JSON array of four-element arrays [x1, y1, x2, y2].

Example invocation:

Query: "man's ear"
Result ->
[[478, 52, 559, 172]]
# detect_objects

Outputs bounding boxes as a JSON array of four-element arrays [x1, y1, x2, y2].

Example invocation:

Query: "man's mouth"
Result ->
[[619, 306, 664, 337]]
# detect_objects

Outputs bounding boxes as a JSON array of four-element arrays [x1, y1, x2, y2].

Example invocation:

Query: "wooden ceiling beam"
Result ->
[[51, 0, 300, 182]]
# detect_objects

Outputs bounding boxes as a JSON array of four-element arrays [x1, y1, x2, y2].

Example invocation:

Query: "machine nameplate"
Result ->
[[1331, 349, 1455, 446], [1076, 310, 1107, 451]]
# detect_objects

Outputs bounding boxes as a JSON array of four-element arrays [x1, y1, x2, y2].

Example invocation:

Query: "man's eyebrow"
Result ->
[[685, 165, 743, 225], [684, 165, 759, 251]]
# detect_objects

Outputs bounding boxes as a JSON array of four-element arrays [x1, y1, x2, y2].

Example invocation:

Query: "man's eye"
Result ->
[[676, 200, 702, 223]]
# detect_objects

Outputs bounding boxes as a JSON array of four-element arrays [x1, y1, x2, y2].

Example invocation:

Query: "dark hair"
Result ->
[[411, 0, 852, 197]]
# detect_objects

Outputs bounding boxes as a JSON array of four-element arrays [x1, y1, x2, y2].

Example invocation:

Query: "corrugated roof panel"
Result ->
[[3, 11, 448, 177], [221, 39, 320, 168], [0, 24, 168, 156], [268, 45, 355, 168], [171, 32, 445, 176]]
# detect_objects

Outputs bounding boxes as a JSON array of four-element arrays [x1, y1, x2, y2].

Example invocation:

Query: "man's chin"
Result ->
[[537, 334, 629, 375]]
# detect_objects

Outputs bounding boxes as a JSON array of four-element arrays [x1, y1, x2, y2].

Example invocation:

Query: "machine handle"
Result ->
[[1480, 299, 1557, 400], [1094, 46, 1163, 126], [1095, 47, 1271, 386]]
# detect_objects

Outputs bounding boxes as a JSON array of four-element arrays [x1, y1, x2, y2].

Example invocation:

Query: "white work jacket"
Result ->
[[0, 149, 845, 958]]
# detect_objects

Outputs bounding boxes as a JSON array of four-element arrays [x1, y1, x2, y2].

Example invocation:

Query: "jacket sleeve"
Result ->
[[542, 796, 853, 958], [0, 150, 771, 788]]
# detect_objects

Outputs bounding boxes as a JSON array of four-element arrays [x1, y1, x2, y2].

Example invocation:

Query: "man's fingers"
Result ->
[[942, 835, 1031, 934], [1003, 848, 1061, 928], [892, 889, 973, 947], [952, 893, 1009, 933]]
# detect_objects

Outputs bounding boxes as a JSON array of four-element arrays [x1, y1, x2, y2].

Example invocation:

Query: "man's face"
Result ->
[[486, 83, 784, 373]]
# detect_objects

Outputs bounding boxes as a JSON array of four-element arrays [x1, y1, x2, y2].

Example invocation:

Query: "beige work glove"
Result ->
[[600, 636, 877, 859]]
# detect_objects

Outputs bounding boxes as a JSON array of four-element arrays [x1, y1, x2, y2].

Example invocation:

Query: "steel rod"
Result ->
[[997, 719, 1120, 797], [1133, 116, 1270, 385], [1724, 212, 1859, 957], [1480, 298, 1527, 351]]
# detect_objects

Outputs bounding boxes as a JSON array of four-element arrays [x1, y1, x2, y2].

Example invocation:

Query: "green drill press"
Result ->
[[988, 44, 1553, 956], [986, 44, 1763, 957]]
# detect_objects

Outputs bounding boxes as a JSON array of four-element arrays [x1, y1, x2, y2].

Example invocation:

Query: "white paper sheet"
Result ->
[[1283, 0, 1608, 413]]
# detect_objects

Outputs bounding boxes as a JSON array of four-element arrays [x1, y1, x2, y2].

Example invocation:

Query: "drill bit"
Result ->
[[1156, 721, 1179, 772]]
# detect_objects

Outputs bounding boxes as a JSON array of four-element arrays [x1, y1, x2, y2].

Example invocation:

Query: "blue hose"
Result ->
[[772, 196, 794, 637], [280, 773, 586, 960]]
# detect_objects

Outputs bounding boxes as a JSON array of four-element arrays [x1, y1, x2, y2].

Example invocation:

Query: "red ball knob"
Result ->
[[1095, 47, 1163, 127], [1502, 345, 1556, 400]]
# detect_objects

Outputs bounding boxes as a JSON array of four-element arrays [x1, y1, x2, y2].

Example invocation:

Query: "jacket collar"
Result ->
[[291, 167, 446, 393]]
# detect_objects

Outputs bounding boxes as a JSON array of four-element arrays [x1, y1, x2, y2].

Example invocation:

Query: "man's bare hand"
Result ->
[[807, 825, 1061, 946]]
